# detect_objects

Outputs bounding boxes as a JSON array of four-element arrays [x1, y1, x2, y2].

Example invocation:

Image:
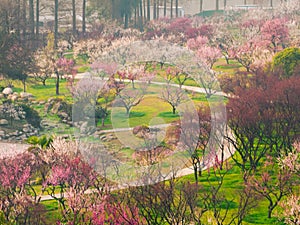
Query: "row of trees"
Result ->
[[0, 0, 185, 49], [1, 129, 299, 224]]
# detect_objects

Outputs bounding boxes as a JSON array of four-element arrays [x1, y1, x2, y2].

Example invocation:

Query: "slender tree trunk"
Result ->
[[55, 70, 60, 95], [139, 0, 143, 30], [270, 0, 273, 7], [143, 0, 146, 21], [153, 0, 156, 19], [111, 0, 115, 19], [157, 0, 160, 18], [124, 13, 129, 28], [36, 0, 40, 42], [164, 0, 166, 17], [244, 0, 247, 4], [134, 6, 137, 27], [23, 79, 26, 92], [147, 0, 150, 21], [193, 164, 198, 183], [172, 106, 176, 114], [175, 0, 178, 17], [54, 0, 58, 47], [22, 0, 26, 40], [170, 0, 173, 18], [216, 0, 219, 10], [224, 0, 227, 9], [29, 0, 34, 39], [126, 107, 130, 115], [82, 0, 86, 34], [200, 0, 203, 12], [72, 0, 76, 36], [139, 0, 143, 20], [16, 0, 21, 40]]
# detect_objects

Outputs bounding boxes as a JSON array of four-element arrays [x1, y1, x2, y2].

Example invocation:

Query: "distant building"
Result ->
[[179, 0, 282, 16]]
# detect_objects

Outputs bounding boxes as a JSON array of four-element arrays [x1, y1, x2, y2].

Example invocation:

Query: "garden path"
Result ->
[[0, 73, 232, 201]]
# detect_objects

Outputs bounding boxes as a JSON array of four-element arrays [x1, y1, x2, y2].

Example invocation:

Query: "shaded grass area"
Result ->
[[0, 78, 72, 101]]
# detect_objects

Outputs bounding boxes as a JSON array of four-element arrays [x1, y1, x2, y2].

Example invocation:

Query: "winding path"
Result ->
[[0, 73, 233, 202]]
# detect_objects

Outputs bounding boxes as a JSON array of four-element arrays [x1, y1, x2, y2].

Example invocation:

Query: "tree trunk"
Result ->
[[55, 70, 60, 95], [193, 164, 198, 183], [54, 0, 58, 47], [164, 0, 167, 17], [244, 0, 247, 4], [82, 0, 86, 34], [72, 0, 76, 36], [139, 0, 143, 31], [112, 0, 115, 19], [36, 0, 40, 42], [124, 13, 129, 28], [157, 0, 160, 18], [170, 0, 173, 18], [22, 0, 26, 41], [29, 0, 34, 39], [126, 107, 130, 115], [270, 0, 273, 7], [153, 0, 156, 19], [172, 106, 176, 114], [216, 0, 219, 10], [143, 0, 146, 21], [225, 56, 229, 64], [16, 0, 21, 40], [134, 6, 137, 27], [224, 0, 227, 9], [200, 0, 203, 12], [175, 0, 178, 17], [23, 79, 26, 92], [147, 0, 150, 21]]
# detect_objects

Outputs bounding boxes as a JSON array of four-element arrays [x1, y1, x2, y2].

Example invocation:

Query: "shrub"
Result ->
[[273, 47, 300, 78], [20, 104, 42, 128]]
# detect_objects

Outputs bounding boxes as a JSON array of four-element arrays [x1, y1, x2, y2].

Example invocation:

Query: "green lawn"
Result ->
[[0, 77, 72, 101]]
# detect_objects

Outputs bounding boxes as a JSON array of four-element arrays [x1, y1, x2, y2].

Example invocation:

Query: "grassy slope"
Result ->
[[1, 59, 289, 224]]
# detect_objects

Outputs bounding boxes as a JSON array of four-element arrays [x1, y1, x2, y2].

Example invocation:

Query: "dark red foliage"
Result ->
[[167, 17, 193, 35], [227, 74, 300, 172], [198, 24, 215, 39]]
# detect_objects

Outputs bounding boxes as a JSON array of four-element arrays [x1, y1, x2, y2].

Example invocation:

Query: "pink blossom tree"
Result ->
[[89, 195, 145, 225], [55, 57, 75, 95], [0, 152, 46, 224], [91, 61, 118, 80], [187, 36, 221, 69], [260, 17, 290, 53]]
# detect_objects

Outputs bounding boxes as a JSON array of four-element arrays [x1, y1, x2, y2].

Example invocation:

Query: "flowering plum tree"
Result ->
[[160, 84, 186, 114], [261, 17, 290, 53], [56, 57, 75, 95], [187, 35, 221, 69], [91, 61, 118, 80]]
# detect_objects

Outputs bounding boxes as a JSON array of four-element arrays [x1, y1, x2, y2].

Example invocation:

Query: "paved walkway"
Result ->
[[1, 72, 232, 202]]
